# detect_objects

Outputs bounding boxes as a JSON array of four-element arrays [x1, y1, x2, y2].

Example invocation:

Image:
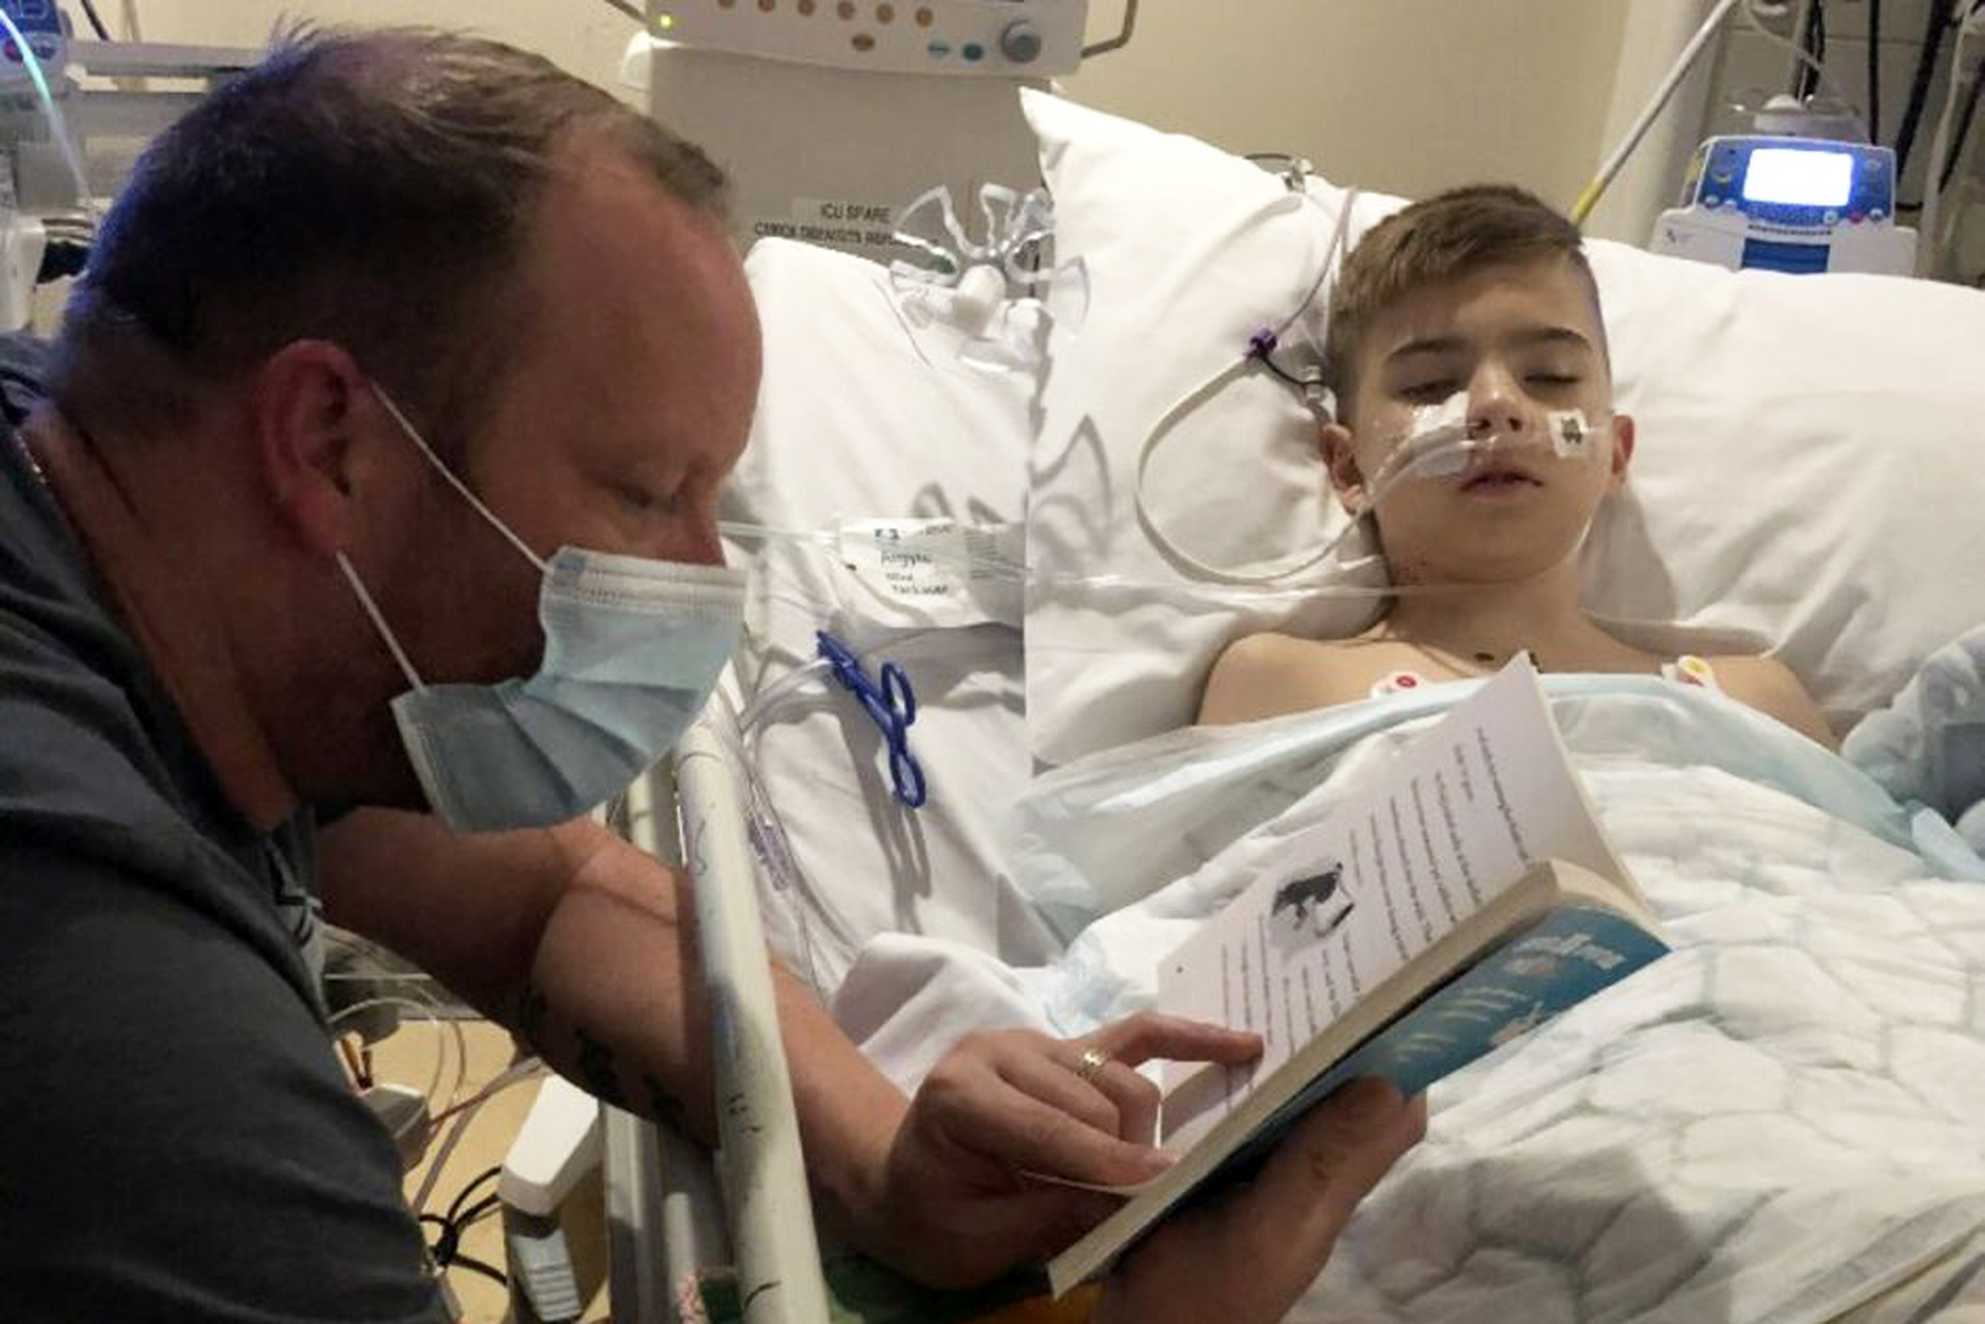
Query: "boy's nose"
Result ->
[[1466, 373, 1529, 438]]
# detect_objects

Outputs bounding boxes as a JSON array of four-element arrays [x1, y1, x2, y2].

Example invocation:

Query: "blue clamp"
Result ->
[[817, 631, 927, 810]]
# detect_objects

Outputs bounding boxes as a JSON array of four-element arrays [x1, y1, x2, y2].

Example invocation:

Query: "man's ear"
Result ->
[[249, 340, 370, 556], [1321, 421, 1368, 510], [1605, 412, 1636, 494]]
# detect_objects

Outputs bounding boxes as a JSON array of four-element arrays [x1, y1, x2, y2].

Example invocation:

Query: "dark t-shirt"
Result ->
[[0, 369, 445, 1320]]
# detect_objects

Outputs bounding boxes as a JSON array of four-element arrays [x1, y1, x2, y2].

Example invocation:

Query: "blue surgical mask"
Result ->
[[335, 387, 745, 833]]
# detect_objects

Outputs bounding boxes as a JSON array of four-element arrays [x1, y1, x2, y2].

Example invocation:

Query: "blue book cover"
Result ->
[[1207, 904, 1668, 1188]]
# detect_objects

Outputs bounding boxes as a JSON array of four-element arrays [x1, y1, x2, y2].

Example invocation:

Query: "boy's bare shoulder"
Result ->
[[1199, 631, 1416, 726], [1703, 654, 1838, 749]]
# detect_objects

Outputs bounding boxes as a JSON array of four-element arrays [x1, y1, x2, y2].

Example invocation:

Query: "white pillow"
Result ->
[[723, 238, 1058, 993], [1022, 89, 1985, 761], [1022, 90, 1407, 766], [1582, 240, 1985, 735]]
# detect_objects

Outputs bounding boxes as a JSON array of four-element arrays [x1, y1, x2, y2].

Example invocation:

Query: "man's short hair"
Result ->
[[49, 27, 728, 458], [1321, 184, 1606, 426]]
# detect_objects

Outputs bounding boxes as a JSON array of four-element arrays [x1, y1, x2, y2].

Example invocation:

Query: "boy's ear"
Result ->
[[1321, 421, 1367, 510], [1605, 412, 1636, 494]]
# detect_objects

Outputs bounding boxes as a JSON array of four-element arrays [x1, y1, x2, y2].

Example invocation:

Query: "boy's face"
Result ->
[[1321, 255, 1635, 587]]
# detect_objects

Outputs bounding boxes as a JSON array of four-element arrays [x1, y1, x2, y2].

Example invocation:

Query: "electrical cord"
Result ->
[[446, 1165, 503, 1224], [1940, 57, 1985, 189], [1895, 0, 1957, 181], [74, 0, 110, 41], [420, 1165, 511, 1289], [1869, 0, 1883, 141]]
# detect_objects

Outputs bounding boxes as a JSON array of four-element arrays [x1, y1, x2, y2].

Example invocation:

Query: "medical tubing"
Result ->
[[726, 434, 1564, 601], [0, 10, 95, 227], [1922, 14, 1981, 268], [718, 626, 953, 989], [430, 1057, 547, 1126], [1739, 0, 1870, 136], [328, 995, 458, 1141], [410, 1091, 494, 1218], [1896, 0, 1958, 180], [1137, 388, 1564, 589], [1124, 184, 1360, 586], [1939, 56, 1985, 191], [710, 684, 854, 994], [1572, 0, 1745, 225]]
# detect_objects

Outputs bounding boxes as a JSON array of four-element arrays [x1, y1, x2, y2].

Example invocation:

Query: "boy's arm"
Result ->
[[1711, 656, 1838, 750], [1199, 633, 1341, 725]]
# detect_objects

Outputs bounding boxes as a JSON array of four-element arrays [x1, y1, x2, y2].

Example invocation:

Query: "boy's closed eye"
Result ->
[[1399, 380, 1463, 403]]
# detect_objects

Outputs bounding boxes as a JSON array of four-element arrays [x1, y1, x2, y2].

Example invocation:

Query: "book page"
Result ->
[[1158, 657, 1620, 1149]]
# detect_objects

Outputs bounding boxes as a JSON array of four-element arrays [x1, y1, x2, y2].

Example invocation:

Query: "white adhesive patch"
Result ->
[[1548, 409, 1595, 460], [1408, 390, 1470, 439], [1392, 391, 1475, 480]]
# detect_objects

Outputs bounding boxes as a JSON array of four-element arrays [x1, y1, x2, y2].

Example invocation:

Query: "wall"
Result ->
[[91, 0, 1640, 212], [82, 0, 643, 104], [1059, 0, 1633, 222], [88, 1, 1885, 259]]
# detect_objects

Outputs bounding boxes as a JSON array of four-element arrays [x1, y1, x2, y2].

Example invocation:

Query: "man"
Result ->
[[0, 28, 1420, 1321]]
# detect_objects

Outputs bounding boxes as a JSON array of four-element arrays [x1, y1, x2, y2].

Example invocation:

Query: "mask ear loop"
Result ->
[[370, 385, 550, 576], [336, 552, 427, 692]]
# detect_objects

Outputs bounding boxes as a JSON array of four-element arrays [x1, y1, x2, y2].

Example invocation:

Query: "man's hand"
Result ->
[[858, 1011, 1263, 1289], [1096, 1078, 1427, 1324]]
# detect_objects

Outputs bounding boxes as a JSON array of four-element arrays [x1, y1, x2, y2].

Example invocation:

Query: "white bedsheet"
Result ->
[[835, 679, 1985, 1322]]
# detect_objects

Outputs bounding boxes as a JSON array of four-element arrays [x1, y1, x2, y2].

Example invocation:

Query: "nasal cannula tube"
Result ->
[[720, 409, 1597, 600]]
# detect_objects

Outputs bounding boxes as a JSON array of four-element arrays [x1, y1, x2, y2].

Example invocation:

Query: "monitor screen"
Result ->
[[1742, 147, 1853, 207]]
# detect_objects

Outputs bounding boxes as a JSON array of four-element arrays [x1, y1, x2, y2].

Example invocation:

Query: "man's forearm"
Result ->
[[511, 822, 910, 1243]]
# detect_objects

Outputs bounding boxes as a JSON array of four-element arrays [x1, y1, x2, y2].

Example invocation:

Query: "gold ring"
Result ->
[[1074, 1046, 1111, 1085]]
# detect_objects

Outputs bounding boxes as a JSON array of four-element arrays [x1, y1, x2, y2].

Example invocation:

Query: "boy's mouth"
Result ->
[[1459, 465, 1544, 494]]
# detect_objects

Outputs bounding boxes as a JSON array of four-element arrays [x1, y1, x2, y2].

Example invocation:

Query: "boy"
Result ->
[[1198, 184, 1835, 749]]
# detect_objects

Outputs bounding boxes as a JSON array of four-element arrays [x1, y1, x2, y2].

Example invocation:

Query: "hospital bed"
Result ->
[[564, 85, 1985, 1324]]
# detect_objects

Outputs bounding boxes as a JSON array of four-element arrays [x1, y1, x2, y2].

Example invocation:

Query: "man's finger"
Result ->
[[996, 1048, 1121, 1140], [1089, 1010, 1263, 1070], [1024, 1183, 1135, 1270], [1249, 1078, 1426, 1248], [1081, 1057, 1164, 1145], [966, 1080, 1173, 1187]]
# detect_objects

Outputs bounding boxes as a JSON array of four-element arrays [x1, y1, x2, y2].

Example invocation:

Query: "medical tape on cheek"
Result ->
[[1547, 409, 1596, 461]]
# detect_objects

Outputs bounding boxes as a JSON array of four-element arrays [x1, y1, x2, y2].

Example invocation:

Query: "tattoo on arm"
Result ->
[[512, 979, 693, 1129]]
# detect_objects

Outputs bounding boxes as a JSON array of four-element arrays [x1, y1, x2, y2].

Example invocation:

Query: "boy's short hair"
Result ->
[[1321, 184, 1606, 426]]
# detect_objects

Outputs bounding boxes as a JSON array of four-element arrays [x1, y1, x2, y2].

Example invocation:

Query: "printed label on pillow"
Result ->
[[836, 518, 1024, 629]]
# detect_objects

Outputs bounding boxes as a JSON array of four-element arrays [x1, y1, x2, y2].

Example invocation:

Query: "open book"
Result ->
[[1047, 657, 1669, 1297]]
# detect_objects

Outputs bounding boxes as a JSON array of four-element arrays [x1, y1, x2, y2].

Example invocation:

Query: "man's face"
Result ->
[[375, 140, 762, 705], [1324, 256, 1632, 586]]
